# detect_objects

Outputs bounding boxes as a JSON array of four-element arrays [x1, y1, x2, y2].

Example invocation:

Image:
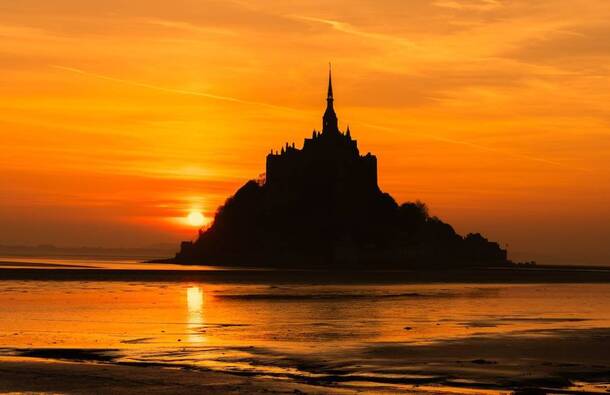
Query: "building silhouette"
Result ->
[[173, 69, 509, 269], [266, 69, 377, 193]]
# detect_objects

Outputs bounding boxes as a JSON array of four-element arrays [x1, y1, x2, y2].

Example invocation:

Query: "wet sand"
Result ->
[[2, 328, 610, 394], [2, 267, 610, 394], [0, 357, 363, 395]]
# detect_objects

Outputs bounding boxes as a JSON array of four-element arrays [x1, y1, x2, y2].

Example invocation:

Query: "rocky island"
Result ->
[[173, 71, 509, 269]]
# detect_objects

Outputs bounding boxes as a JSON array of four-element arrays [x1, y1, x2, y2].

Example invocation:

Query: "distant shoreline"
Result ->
[[1, 265, 610, 284]]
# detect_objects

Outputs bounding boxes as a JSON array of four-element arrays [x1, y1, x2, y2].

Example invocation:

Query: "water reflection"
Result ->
[[2, 282, 610, 393], [186, 286, 205, 343]]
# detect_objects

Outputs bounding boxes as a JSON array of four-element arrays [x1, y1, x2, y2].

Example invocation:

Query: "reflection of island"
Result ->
[[173, 70, 509, 269]]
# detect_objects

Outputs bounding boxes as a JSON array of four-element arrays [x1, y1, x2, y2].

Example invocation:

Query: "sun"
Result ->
[[187, 211, 206, 227]]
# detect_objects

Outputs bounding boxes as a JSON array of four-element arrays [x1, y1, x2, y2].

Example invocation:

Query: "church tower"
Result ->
[[266, 67, 378, 191], [322, 66, 339, 134]]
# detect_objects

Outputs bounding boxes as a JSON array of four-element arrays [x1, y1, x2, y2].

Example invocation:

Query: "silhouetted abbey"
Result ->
[[174, 70, 508, 268], [266, 72, 378, 194]]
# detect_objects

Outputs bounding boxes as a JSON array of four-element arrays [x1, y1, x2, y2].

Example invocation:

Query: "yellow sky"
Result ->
[[1, 0, 610, 264]]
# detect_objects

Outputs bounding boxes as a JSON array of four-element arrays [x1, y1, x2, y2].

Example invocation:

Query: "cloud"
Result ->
[[433, 0, 503, 11], [51, 65, 300, 112], [288, 14, 416, 49], [361, 122, 590, 171], [139, 18, 238, 36], [505, 23, 610, 65], [343, 64, 536, 108]]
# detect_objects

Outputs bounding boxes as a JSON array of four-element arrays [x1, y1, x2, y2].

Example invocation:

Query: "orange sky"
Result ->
[[1, 0, 610, 265]]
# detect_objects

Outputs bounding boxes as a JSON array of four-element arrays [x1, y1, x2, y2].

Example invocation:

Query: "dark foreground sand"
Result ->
[[2, 266, 610, 394], [2, 328, 610, 394], [0, 357, 368, 395]]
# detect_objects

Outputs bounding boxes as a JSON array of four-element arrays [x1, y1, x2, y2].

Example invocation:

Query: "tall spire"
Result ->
[[322, 63, 338, 134], [327, 63, 333, 100]]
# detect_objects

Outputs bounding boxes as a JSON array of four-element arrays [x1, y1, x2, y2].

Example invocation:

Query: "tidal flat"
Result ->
[[1, 259, 610, 394]]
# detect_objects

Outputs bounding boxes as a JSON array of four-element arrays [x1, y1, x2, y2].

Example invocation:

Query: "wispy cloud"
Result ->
[[48, 64, 594, 172], [288, 14, 417, 49], [51, 65, 300, 113], [140, 18, 238, 36], [433, 0, 503, 11], [0, 24, 51, 40], [361, 122, 591, 172]]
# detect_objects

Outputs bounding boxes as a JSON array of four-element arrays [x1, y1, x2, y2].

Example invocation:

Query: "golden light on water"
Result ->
[[187, 286, 204, 312], [186, 286, 205, 343]]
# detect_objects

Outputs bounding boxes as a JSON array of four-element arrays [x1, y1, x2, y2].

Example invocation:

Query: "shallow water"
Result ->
[[1, 273, 610, 392]]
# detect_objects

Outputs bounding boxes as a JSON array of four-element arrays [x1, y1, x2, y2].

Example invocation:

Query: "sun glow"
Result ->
[[3, 0, 610, 265], [187, 211, 206, 227]]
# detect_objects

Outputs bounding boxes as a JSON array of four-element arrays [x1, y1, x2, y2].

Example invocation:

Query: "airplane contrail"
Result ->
[[51, 65, 302, 113]]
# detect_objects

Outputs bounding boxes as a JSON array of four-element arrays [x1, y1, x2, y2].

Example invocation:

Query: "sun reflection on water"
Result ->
[[186, 286, 205, 343]]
